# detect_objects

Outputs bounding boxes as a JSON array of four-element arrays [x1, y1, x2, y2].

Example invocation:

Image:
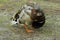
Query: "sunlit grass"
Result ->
[[0, 0, 60, 40]]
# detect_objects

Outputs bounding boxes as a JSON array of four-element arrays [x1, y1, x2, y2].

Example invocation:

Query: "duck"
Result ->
[[10, 2, 45, 32]]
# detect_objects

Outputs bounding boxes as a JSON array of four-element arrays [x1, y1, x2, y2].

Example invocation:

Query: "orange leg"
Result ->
[[24, 24, 33, 33]]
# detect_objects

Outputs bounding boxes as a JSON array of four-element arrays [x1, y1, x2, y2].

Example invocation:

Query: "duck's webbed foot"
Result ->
[[24, 24, 34, 33]]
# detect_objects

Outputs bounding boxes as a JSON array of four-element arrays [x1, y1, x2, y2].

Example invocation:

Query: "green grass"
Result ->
[[0, 0, 60, 40], [0, 0, 8, 2]]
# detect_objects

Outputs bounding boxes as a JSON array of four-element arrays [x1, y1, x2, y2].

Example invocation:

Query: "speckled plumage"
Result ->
[[11, 2, 45, 29]]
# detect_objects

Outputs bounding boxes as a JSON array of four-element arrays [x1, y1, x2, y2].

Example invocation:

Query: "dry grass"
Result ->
[[0, 0, 60, 40]]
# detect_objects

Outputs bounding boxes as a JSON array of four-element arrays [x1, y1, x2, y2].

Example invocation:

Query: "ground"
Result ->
[[0, 0, 60, 40]]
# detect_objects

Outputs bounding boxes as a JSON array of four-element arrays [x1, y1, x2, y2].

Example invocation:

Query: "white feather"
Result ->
[[11, 21, 17, 25]]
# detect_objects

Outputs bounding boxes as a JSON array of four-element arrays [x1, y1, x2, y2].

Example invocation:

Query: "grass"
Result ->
[[0, 0, 60, 40]]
